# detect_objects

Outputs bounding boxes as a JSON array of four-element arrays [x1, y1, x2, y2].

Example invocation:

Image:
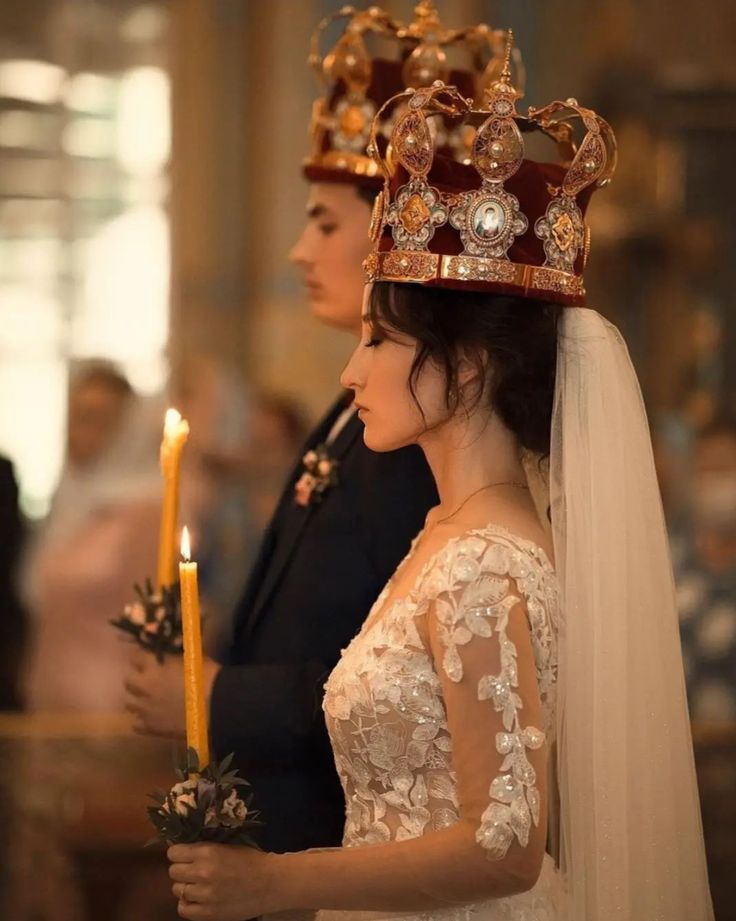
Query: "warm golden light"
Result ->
[[180, 525, 191, 562], [157, 408, 189, 589], [0, 60, 66, 105], [116, 67, 171, 177], [164, 407, 182, 435]]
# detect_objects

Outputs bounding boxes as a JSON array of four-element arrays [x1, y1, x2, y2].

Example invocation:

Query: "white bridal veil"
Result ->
[[550, 307, 714, 919]]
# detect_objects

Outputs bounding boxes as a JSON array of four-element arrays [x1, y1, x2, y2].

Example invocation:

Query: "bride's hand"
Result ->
[[168, 843, 280, 920]]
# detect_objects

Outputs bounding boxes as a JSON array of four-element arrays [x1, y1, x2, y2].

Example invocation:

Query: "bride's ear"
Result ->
[[455, 346, 487, 404]]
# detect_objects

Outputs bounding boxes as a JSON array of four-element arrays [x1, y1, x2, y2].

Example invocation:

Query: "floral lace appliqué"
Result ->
[[433, 568, 546, 858], [324, 526, 557, 870]]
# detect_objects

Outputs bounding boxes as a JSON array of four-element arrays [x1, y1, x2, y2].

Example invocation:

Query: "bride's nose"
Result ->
[[340, 342, 366, 394]]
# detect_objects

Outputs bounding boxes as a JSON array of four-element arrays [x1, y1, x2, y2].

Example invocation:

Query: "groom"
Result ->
[[125, 2, 488, 853]]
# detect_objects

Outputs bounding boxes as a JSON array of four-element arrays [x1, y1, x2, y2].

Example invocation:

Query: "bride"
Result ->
[[167, 75, 714, 921]]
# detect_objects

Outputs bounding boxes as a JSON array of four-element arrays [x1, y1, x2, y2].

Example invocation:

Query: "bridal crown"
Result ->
[[363, 34, 617, 305]]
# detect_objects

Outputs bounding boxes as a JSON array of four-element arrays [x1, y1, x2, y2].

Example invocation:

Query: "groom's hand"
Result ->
[[124, 649, 220, 738]]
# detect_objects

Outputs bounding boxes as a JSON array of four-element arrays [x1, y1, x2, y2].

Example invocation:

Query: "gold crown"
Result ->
[[303, 2, 525, 187], [363, 35, 617, 305]]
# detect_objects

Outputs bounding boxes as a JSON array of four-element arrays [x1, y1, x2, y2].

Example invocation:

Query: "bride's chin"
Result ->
[[362, 425, 412, 454]]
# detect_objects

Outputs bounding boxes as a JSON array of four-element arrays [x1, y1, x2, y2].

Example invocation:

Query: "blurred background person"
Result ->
[[20, 361, 162, 713], [241, 391, 310, 530], [189, 388, 309, 653], [0, 456, 28, 711], [170, 354, 255, 652], [170, 354, 253, 549], [673, 414, 736, 920], [677, 416, 736, 723]]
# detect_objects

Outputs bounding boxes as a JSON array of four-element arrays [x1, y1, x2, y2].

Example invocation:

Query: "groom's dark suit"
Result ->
[[210, 395, 437, 853]]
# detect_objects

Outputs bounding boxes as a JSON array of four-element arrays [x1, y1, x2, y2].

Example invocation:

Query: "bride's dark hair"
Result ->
[[368, 281, 561, 456]]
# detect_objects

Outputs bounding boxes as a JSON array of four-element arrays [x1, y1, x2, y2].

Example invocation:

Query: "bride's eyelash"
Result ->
[[363, 336, 382, 348]]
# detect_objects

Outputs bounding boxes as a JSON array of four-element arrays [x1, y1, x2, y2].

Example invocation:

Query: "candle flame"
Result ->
[[181, 526, 191, 562], [164, 407, 182, 436]]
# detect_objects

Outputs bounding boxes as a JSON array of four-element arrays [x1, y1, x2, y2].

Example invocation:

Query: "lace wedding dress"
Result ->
[[320, 524, 562, 921]]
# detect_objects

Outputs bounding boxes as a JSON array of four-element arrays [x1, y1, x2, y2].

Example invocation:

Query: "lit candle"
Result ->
[[179, 526, 209, 769], [157, 408, 189, 589]]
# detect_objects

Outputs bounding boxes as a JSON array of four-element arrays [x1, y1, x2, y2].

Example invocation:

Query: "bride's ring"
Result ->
[[181, 883, 190, 902]]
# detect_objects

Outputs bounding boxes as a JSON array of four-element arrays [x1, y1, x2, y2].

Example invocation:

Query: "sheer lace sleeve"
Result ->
[[422, 537, 549, 863]]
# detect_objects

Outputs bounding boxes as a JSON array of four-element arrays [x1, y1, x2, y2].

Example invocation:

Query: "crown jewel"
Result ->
[[364, 34, 617, 305]]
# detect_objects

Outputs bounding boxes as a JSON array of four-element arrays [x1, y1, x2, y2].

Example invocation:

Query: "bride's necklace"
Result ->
[[432, 480, 529, 526]]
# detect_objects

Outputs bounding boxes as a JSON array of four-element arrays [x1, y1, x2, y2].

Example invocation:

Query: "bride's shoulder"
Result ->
[[440, 497, 554, 570], [415, 518, 555, 601], [443, 524, 552, 572], [445, 488, 551, 555]]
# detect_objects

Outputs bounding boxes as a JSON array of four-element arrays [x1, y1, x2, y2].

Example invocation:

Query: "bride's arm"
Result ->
[[170, 570, 550, 919]]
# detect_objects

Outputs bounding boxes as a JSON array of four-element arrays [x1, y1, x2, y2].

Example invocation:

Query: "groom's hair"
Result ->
[[354, 185, 379, 208], [368, 282, 561, 458]]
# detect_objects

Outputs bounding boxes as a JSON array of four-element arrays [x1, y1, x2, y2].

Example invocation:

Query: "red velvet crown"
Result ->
[[364, 58, 617, 305], [303, 2, 525, 191]]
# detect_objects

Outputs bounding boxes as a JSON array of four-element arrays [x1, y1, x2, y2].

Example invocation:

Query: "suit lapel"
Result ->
[[236, 397, 361, 645], [325, 404, 361, 460]]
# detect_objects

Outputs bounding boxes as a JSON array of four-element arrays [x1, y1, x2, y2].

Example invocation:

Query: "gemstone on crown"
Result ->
[[399, 193, 432, 234], [387, 179, 448, 251]]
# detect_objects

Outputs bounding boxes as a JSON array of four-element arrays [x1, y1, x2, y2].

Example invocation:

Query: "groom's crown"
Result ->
[[363, 33, 617, 305], [303, 1, 525, 191]]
